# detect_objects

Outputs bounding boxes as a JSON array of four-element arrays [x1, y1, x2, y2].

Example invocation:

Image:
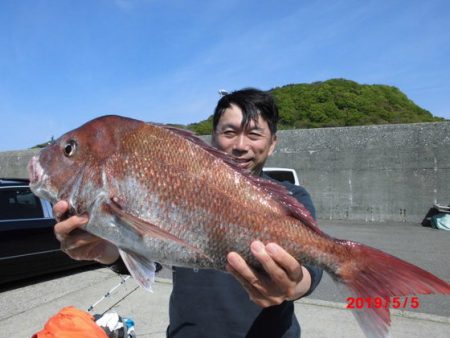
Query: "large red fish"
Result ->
[[28, 115, 449, 338]]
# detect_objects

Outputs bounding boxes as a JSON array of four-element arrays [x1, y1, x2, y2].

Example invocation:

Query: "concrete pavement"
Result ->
[[1, 269, 449, 337]]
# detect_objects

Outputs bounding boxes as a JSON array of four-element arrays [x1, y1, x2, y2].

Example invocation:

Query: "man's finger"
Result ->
[[227, 252, 259, 284], [265, 242, 303, 281], [227, 252, 270, 295], [63, 241, 103, 261], [226, 263, 267, 305], [53, 200, 69, 220], [251, 241, 292, 286], [54, 215, 89, 238], [61, 231, 99, 251]]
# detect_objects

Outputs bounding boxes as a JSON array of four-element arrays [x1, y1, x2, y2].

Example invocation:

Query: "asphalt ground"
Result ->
[[1, 220, 449, 337]]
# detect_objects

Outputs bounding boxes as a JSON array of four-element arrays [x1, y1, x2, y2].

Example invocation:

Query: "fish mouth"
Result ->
[[27, 156, 57, 202], [28, 156, 42, 186]]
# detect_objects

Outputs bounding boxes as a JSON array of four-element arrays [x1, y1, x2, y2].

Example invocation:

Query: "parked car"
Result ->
[[0, 178, 95, 285], [263, 167, 299, 186]]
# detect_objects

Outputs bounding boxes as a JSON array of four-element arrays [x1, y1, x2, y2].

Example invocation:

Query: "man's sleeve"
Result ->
[[106, 258, 129, 275], [290, 184, 323, 297], [106, 259, 162, 275]]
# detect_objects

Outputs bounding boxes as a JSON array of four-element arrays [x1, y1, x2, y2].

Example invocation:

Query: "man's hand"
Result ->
[[53, 201, 119, 265], [226, 241, 311, 308]]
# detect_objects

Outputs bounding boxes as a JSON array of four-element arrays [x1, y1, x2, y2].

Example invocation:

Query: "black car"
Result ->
[[0, 178, 94, 285]]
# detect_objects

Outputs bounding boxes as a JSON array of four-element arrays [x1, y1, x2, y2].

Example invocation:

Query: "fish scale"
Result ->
[[28, 115, 450, 338]]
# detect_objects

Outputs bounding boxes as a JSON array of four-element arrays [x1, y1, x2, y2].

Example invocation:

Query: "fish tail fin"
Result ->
[[334, 241, 450, 338]]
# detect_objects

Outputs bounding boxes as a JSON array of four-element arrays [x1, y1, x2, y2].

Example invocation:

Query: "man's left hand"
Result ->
[[226, 241, 312, 308]]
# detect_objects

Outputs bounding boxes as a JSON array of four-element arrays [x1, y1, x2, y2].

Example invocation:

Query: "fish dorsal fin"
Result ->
[[161, 125, 242, 169], [252, 176, 319, 229], [161, 125, 320, 232]]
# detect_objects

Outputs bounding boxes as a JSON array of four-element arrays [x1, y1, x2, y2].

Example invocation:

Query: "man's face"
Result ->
[[212, 103, 277, 175]]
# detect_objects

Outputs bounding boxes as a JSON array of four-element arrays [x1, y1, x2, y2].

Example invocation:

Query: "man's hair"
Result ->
[[212, 88, 279, 135]]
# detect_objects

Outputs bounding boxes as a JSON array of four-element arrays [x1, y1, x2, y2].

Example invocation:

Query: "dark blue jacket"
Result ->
[[167, 179, 323, 338]]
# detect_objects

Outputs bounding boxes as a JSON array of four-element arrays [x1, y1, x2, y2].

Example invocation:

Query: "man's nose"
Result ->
[[232, 135, 249, 152]]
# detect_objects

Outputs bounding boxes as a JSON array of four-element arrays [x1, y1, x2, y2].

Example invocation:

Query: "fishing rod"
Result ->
[[88, 274, 139, 337], [87, 275, 132, 312]]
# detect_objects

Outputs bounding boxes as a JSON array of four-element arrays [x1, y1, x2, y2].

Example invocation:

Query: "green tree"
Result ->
[[186, 79, 446, 134]]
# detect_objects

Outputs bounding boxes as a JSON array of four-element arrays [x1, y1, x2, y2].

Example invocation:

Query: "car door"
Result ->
[[0, 185, 59, 283]]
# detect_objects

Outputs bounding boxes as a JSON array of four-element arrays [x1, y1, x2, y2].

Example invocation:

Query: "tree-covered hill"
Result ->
[[188, 79, 445, 134]]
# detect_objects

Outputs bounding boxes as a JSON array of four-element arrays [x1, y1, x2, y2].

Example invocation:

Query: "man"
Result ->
[[53, 88, 322, 337]]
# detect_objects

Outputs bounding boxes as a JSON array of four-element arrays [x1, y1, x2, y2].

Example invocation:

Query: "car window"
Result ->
[[264, 171, 295, 184], [0, 187, 44, 220]]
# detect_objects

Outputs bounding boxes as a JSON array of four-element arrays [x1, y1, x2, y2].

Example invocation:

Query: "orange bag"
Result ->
[[32, 306, 107, 338]]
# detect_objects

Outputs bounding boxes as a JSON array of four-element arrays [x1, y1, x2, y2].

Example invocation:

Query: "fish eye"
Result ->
[[63, 140, 77, 157]]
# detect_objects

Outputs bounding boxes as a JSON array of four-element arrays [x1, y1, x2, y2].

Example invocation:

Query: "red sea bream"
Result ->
[[28, 115, 450, 338]]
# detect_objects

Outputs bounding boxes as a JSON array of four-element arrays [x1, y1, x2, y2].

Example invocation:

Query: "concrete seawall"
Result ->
[[0, 149, 39, 179], [266, 122, 450, 223], [1, 122, 449, 223]]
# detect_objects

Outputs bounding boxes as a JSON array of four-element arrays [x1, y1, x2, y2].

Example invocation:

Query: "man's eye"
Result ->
[[249, 132, 262, 139], [224, 131, 236, 136]]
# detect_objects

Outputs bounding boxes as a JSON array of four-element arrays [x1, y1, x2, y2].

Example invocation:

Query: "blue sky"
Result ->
[[0, 0, 449, 151]]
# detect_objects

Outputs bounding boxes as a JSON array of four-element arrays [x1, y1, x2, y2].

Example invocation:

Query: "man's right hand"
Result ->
[[53, 201, 119, 265]]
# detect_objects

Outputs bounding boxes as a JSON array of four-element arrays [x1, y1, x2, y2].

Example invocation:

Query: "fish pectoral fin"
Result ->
[[103, 199, 211, 260], [102, 199, 182, 241], [119, 249, 155, 291]]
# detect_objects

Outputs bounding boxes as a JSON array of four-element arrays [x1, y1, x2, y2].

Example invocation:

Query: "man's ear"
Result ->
[[268, 134, 277, 156]]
